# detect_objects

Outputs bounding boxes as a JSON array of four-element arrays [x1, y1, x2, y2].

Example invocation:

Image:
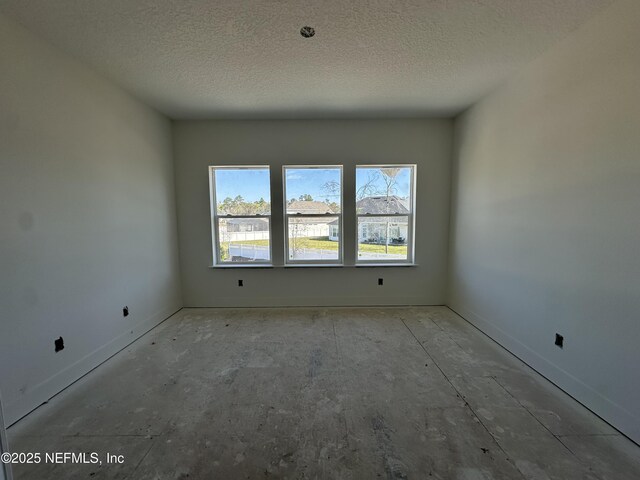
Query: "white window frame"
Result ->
[[209, 165, 272, 266], [355, 164, 416, 265], [283, 165, 343, 266]]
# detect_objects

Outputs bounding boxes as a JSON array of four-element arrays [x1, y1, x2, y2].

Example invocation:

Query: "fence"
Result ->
[[222, 231, 270, 242], [289, 248, 339, 261], [228, 243, 270, 260], [222, 226, 332, 243], [358, 251, 407, 260], [288, 224, 330, 238]]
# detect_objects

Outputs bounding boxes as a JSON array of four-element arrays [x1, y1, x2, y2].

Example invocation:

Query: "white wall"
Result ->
[[448, 0, 640, 442], [0, 14, 182, 425], [0, 394, 10, 480], [173, 119, 452, 307]]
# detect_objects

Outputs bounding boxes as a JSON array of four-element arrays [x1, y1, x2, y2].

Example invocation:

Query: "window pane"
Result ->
[[357, 216, 408, 261], [285, 167, 341, 214], [218, 218, 270, 262], [288, 216, 340, 261], [215, 168, 271, 215], [356, 166, 412, 214]]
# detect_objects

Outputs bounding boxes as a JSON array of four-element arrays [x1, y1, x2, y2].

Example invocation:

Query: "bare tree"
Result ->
[[320, 180, 341, 213], [289, 221, 310, 260], [220, 219, 231, 261], [289, 221, 300, 259], [380, 168, 401, 253], [380, 168, 401, 202], [356, 171, 379, 203], [354, 168, 404, 255]]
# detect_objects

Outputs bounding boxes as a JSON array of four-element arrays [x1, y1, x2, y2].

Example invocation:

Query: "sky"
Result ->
[[214, 166, 411, 204], [285, 168, 341, 204], [214, 168, 271, 203]]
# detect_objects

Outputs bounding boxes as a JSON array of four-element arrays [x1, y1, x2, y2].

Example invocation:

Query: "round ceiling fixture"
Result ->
[[300, 26, 315, 38]]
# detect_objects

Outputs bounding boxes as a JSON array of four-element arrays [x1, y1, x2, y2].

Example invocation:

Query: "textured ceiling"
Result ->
[[0, 0, 614, 119]]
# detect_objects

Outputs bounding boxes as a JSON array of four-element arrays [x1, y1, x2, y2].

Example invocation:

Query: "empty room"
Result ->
[[1, 0, 639, 479]]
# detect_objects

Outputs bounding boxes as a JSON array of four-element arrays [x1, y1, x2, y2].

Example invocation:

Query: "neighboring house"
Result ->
[[287, 201, 336, 238], [354, 196, 410, 245], [224, 217, 269, 232], [287, 200, 335, 215], [219, 199, 408, 243], [356, 195, 409, 215], [358, 217, 408, 245], [328, 218, 340, 241]]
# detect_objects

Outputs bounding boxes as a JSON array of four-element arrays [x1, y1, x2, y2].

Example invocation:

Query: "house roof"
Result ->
[[356, 196, 410, 215], [287, 200, 336, 214]]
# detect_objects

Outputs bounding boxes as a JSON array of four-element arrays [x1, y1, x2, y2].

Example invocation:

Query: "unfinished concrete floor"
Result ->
[[8, 307, 640, 479]]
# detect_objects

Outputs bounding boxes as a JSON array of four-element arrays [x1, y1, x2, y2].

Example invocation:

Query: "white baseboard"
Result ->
[[186, 295, 441, 308], [4, 304, 181, 427], [448, 301, 640, 444]]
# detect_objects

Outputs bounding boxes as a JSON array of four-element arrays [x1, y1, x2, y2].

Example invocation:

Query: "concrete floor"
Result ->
[[7, 307, 640, 479]]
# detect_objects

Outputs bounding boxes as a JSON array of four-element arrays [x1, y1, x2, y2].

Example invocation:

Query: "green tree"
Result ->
[[219, 197, 234, 214], [218, 195, 271, 215], [254, 197, 268, 214]]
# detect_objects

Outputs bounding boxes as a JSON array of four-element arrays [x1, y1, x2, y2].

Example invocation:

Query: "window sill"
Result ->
[[282, 264, 344, 268], [209, 263, 417, 269], [355, 263, 417, 267], [210, 264, 274, 269]]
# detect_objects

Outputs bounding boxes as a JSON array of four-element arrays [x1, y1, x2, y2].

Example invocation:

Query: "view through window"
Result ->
[[356, 165, 415, 263], [210, 166, 271, 264], [284, 166, 342, 264], [210, 165, 414, 266]]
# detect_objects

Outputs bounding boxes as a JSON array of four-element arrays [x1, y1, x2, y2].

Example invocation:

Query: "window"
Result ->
[[209, 166, 272, 265], [208, 165, 415, 267], [356, 165, 415, 263], [283, 166, 342, 264]]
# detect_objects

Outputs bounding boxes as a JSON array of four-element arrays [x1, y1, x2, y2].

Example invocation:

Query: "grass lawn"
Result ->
[[232, 237, 407, 255]]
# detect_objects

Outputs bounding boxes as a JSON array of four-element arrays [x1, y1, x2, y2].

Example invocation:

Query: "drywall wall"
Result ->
[[173, 119, 452, 307], [0, 395, 10, 480], [448, 0, 640, 442], [0, 14, 182, 425]]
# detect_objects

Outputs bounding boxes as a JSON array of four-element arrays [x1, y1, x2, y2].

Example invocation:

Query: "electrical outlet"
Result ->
[[123, 306, 129, 317], [54, 337, 64, 352], [238, 280, 244, 287], [555, 333, 564, 348], [378, 278, 384, 286]]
